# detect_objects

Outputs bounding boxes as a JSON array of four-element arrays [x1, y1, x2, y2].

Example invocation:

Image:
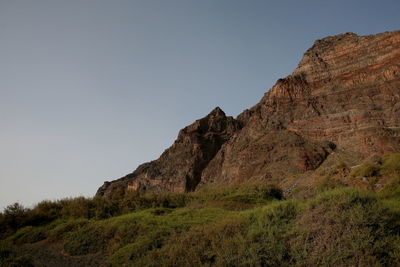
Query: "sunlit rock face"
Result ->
[[97, 30, 400, 196], [202, 31, 400, 184]]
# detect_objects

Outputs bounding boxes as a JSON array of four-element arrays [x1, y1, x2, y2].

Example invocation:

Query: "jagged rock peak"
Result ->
[[306, 32, 359, 53], [177, 106, 238, 138], [208, 106, 225, 117], [96, 106, 242, 197]]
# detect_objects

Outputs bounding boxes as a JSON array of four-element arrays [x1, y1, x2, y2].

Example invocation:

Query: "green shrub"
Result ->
[[134, 201, 298, 267], [381, 153, 400, 174], [220, 184, 283, 203], [63, 222, 116, 255], [190, 182, 282, 207], [351, 163, 380, 178], [90, 197, 118, 219], [8, 226, 47, 244], [290, 188, 400, 266], [2, 180, 399, 266], [245, 201, 300, 266], [379, 175, 400, 199], [59, 197, 95, 219], [139, 214, 249, 267], [106, 207, 232, 266], [0, 203, 28, 238], [47, 219, 89, 242], [28, 200, 63, 225], [316, 176, 347, 193]]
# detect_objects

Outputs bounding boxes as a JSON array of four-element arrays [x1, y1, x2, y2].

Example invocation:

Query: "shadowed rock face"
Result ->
[[97, 30, 400, 196], [96, 107, 241, 197]]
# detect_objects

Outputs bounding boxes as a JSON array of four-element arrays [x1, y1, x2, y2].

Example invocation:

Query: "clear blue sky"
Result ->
[[1, 0, 399, 209]]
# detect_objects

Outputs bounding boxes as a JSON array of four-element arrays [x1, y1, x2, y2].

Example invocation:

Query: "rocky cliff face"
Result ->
[[97, 107, 241, 197], [97, 30, 400, 197], [201, 31, 400, 185]]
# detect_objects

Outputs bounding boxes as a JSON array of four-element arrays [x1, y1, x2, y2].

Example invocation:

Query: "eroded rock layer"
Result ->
[[97, 30, 400, 196], [200, 31, 400, 184]]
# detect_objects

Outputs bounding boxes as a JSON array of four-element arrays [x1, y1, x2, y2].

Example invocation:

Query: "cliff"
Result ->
[[97, 30, 400, 197], [97, 107, 241, 197]]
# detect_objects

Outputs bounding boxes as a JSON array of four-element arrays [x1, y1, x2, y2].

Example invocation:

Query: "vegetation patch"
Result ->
[[290, 188, 400, 266], [1, 161, 400, 266]]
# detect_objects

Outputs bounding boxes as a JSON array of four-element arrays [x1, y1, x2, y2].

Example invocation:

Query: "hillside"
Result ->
[[1, 159, 400, 266], [1, 30, 400, 266]]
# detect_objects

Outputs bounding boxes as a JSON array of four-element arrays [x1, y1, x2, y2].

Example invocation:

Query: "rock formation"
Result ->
[[97, 107, 241, 197], [97, 30, 400, 197]]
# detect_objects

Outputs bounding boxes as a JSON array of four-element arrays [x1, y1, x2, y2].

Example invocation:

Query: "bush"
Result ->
[[1, 179, 399, 266], [316, 176, 347, 193], [245, 201, 300, 266], [290, 188, 400, 266], [1, 203, 28, 229], [139, 214, 249, 267], [0, 243, 34, 267], [7, 226, 47, 244], [132, 201, 299, 267], [63, 222, 115, 255], [351, 163, 380, 178], [106, 207, 232, 266], [220, 184, 283, 203], [0, 203, 29, 239], [381, 153, 400, 174], [190, 182, 283, 207], [47, 219, 89, 242], [379, 175, 400, 199], [59, 197, 95, 219]]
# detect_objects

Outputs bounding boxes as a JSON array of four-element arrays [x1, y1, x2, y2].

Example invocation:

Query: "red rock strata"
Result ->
[[97, 31, 400, 197]]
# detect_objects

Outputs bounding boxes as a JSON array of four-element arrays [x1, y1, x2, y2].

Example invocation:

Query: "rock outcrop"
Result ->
[[201, 31, 400, 185], [97, 30, 400, 197], [97, 107, 241, 197]]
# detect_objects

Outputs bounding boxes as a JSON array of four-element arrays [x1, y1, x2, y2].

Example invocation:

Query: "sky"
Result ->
[[1, 0, 399, 209]]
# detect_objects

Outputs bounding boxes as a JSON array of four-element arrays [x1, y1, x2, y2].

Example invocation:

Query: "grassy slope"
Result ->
[[1, 155, 400, 267]]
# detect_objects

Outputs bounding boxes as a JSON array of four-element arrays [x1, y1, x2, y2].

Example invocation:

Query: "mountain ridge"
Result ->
[[97, 30, 400, 197]]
